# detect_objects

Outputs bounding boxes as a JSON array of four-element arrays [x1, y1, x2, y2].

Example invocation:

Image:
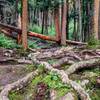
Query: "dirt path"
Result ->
[[0, 64, 29, 86], [0, 48, 31, 87]]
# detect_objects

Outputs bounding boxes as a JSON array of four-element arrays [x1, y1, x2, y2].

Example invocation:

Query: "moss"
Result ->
[[9, 72, 71, 100], [56, 88, 70, 98], [89, 89, 100, 100], [87, 35, 100, 49], [25, 64, 36, 72], [32, 75, 43, 85], [9, 92, 24, 100]]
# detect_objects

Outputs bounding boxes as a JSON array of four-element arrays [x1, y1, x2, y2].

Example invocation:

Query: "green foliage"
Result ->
[[34, 0, 63, 11], [25, 64, 36, 72], [29, 24, 56, 36], [48, 59, 57, 64], [43, 72, 70, 89], [28, 40, 39, 48], [29, 24, 41, 34], [87, 35, 100, 48], [0, 33, 39, 49], [48, 26, 56, 36], [88, 36, 99, 45], [0, 33, 20, 49], [9, 92, 23, 100]]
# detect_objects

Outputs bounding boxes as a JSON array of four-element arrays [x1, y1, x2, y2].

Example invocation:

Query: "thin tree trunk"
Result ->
[[78, 0, 82, 41], [41, 11, 45, 34]]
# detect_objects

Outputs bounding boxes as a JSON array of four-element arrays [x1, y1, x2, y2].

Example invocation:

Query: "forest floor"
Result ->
[[0, 41, 100, 100]]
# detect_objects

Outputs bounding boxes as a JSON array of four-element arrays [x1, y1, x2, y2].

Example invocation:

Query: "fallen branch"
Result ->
[[66, 58, 100, 75], [0, 70, 39, 100], [66, 40, 87, 45], [0, 23, 87, 45]]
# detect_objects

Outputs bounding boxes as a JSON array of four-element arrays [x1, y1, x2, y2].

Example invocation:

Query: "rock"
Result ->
[[60, 92, 75, 100], [50, 90, 75, 100], [4, 50, 13, 57], [81, 80, 89, 86], [50, 90, 57, 100], [96, 77, 100, 87]]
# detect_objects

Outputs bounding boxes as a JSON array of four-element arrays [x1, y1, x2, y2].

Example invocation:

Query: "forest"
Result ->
[[0, 0, 100, 100]]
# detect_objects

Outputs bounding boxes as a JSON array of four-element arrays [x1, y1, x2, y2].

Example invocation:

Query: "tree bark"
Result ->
[[22, 0, 28, 50], [61, 0, 67, 45], [66, 58, 100, 75], [54, 8, 61, 43], [94, 0, 99, 39]]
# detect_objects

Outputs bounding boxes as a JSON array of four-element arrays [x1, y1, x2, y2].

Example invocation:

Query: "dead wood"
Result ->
[[0, 23, 87, 45], [0, 70, 39, 100]]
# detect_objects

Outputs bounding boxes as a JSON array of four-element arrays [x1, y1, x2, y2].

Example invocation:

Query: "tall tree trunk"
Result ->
[[94, 0, 99, 39], [44, 10, 48, 34], [54, 7, 61, 43], [78, 0, 82, 41], [61, 0, 67, 45], [15, 0, 19, 26], [41, 11, 45, 34], [22, 0, 28, 50], [98, 1, 100, 39]]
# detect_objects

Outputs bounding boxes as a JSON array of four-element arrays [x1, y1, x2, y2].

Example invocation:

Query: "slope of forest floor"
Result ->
[[0, 45, 100, 100], [0, 34, 100, 100]]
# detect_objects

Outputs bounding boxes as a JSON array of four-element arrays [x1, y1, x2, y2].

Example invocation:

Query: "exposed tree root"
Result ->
[[0, 70, 39, 100], [0, 57, 32, 65], [29, 48, 81, 61], [52, 57, 74, 68], [80, 50, 97, 56], [66, 58, 100, 75], [1, 47, 100, 100], [30, 56, 91, 100]]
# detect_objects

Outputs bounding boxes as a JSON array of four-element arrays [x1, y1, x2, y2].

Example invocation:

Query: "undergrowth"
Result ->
[[87, 35, 100, 49], [9, 67, 71, 100], [0, 34, 20, 49], [0, 33, 39, 49]]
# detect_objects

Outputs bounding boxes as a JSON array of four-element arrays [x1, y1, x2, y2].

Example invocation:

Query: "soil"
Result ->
[[0, 48, 31, 87]]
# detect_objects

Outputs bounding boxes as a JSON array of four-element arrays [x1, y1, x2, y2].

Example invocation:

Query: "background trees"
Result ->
[[0, 0, 100, 45]]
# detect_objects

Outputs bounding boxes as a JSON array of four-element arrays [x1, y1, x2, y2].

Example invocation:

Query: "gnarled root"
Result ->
[[30, 56, 91, 100], [66, 58, 100, 75], [0, 70, 39, 100]]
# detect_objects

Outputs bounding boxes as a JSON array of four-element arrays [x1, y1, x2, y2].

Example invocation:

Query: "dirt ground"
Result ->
[[0, 48, 31, 87]]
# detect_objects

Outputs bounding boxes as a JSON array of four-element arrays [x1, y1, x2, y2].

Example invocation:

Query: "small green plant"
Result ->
[[87, 35, 100, 48], [28, 40, 39, 48], [9, 91, 23, 100], [0, 33, 20, 49], [29, 24, 41, 34], [43, 72, 71, 89]]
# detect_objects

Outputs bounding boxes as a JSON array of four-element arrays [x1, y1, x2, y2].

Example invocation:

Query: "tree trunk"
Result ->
[[78, 0, 82, 41], [94, 0, 99, 39], [22, 0, 28, 50], [61, 0, 67, 45], [54, 7, 61, 43]]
